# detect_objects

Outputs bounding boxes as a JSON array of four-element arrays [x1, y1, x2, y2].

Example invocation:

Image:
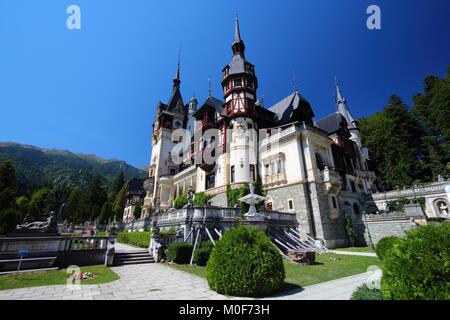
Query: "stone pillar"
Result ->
[[104, 236, 116, 266]]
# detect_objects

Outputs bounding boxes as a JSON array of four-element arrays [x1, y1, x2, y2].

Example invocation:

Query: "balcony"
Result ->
[[320, 167, 342, 194], [264, 173, 287, 187]]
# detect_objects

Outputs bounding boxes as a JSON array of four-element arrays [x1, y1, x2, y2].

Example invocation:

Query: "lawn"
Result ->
[[333, 246, 375, 253], [0, 265, 119, 291], [168, 253, 379, 288]]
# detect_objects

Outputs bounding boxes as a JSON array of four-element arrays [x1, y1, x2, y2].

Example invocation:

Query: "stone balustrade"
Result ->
[[264, 173, 287, 187], [371, 181, 448, 201]]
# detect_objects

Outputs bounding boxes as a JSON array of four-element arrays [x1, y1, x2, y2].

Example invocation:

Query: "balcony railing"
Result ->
[[264, 173, 287, 187]]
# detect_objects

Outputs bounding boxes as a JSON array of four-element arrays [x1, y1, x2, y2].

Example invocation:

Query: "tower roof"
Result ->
[[231, 16, 246, 57], [335, 78, 357, 128], [167, 59, 183, 111], [233, 15, 242, 44], [268, 91, 315, 125]]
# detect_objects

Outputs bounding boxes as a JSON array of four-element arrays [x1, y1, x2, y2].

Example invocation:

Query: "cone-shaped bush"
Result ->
[[206, 225, 285, 297]]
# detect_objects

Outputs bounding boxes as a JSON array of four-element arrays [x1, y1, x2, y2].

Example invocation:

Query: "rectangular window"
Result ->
[[288, 200, 294, 210], [231, 165, 235, 183], [206, 173, 215, 190], [277, 159, 282, 174], [250, 164, 256, 181], [233, 78, 242, 87], [271, 162, 275, 175], [332, 197, 337, 209]]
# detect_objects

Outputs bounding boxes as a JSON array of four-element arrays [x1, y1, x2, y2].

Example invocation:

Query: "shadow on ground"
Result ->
[[263, 282, 304, 298]]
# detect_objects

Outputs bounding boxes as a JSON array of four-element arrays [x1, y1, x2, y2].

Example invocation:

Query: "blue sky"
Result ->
[[0, 0, 449, 167]]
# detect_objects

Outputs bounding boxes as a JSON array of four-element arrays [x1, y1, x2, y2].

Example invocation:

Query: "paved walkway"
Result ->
[[0, 264, 373, 300], [0, 242, 374, 300], [328, 250, 377, 257]]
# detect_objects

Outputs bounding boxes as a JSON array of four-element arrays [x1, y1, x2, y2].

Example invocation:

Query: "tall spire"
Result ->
[[293, 71, 299, 92], [231, 15, 245, 56], [208, 75, 211, 97], [335, 77, 356, 128], [173, 50, 181, 87], [234, 15, 241, 44]]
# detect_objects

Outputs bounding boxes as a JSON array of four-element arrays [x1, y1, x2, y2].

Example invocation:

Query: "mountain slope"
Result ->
[[0, 142, 146, 188]]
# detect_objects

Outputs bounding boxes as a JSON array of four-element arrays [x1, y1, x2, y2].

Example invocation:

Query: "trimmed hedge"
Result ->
[[381, 223, 450, 300], [167, 242, 193, 264], [351, 284, 382, 300], [206, 225, 285, 297], [117, 232, 151, 248], [194, 241, 214, 266], [375, 236, 403, 261]]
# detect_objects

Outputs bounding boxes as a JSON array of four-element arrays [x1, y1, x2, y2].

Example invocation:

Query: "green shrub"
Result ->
[[194, 241, 214, 266], [351, 284, 382, 300], [193, 192, 213, 206], [381, 223, 450, 300], [117, 232, 151, 248], [167, 242, 193, 264], [173, 193, 188, 209], [375, 236, 403, 261], [344, 214, 356, 247], [206, 225, 285, 297]]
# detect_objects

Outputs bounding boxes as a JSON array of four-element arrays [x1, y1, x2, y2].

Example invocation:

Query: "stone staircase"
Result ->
[[113, 250, 154, 266]]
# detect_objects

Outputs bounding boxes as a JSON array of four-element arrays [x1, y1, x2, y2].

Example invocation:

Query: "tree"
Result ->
[[111, 171, 125, 200], [133, 203, 142, 220], [29, 187, 52, 220], [16, 196, 30, 217], [360, 95, 425, 189], [87, 175, 107, 221], [112, 183, 128, 222], [0, 208, 21, 235], [0, 161, 17, 211], [99, 201, 113, 224], [66, 187, 83, 223]]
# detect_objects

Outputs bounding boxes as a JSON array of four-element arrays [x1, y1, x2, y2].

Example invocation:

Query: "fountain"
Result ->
[[239, 180, 266, 220]]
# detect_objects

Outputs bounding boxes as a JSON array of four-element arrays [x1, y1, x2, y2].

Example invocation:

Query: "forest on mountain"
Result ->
[[0, 144, 146, 234], [359, 66, 450, 190]]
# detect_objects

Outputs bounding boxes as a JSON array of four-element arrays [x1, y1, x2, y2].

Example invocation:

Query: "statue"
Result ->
[[187, 186, 194, 206], [249, 180, 255, 194], [14, 211, 58, 235], [439, 202, 449, 216]]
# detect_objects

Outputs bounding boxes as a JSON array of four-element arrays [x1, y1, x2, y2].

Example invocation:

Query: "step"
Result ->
[[115, 250, 148, 255], [115, 252, 149, 257], [114, 256, 154, 263], [113, 259, 154, 266]]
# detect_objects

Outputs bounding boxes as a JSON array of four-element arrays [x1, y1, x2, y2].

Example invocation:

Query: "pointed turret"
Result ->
[[335, 77, 357, 128], [232, 15, 245, 56], [335, 77, 362, 147], [167, 58, 184, 112]]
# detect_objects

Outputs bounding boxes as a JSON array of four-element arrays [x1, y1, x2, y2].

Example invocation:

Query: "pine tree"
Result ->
[[0, 161, 17, 211], [111, 171, 125, 200], [66, 187, 83, 223], [112, 183, 128, 222], [99, 202, 113, 224], [133, 203, 142, 220], [87, 175, 107, 220]]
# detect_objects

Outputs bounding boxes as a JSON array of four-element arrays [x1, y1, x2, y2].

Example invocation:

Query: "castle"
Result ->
[[140, 18, 379, 248]]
